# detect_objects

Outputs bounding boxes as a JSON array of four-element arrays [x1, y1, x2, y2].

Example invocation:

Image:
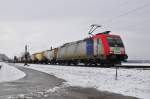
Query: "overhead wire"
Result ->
[[103, 1, 150, 26], [91, 0, 150, 33], [90, 0, 134, 33], [114, 18, 150, 30]]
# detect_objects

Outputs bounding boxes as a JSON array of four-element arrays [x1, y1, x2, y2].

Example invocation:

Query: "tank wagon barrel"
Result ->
[[33, 52, 47, 64], [43, 48, 58, 64]]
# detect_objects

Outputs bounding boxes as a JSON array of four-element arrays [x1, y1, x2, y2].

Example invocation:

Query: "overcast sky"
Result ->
[[0, 0, 150, 60]]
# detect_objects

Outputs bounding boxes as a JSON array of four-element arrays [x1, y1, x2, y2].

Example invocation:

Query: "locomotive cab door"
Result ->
[[94, 38, 104, 58], [86, 38, 94, 58]]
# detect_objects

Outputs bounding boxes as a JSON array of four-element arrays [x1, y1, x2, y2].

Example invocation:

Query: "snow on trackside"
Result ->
[[18, 63, 150, 99], [0, 62, 26, 82], [122, 63, 150, 66]]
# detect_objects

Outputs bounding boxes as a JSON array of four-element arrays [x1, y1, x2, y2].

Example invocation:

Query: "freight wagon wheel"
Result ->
[[100, 63, 110, 67], [107, 64, 115, 67], [67, 62, 71, 66], [73, 62, 78, 66], [94, 63, 98, 66], [84, 62, 88, 66], [99, 63, 104, 67]]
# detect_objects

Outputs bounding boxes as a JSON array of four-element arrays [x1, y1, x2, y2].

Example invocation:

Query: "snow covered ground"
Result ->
[[122, 63, 150, 66], [0, 62, 26, 83], [17, 63, 150, 99]]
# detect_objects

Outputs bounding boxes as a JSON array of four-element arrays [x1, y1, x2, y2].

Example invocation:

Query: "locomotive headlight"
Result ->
[[109, 47, 114, 54], [109, 51, 114, 54], [121, 48, 125, 54]]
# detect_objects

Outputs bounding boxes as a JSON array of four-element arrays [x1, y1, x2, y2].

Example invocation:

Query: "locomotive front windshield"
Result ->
[[107, 37, 124, 47]]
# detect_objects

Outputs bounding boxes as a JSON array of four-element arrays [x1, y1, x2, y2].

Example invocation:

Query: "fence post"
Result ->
[[0, 65, 2, 69], [115, 66, 118, 80]]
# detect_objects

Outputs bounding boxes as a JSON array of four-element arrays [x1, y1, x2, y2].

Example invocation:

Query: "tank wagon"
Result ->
[[57, 39, 92, 65], [43, 31, 128, 66], [34, 52, 47, 64], [43, 48, 58, 64]]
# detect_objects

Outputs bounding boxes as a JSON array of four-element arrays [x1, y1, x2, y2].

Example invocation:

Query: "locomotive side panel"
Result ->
[[93, 37, 104, 58], [86, 38, 94, 58]]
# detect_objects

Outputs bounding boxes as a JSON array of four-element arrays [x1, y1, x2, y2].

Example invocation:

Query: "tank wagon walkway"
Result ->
[[0, 64, 138, 99]]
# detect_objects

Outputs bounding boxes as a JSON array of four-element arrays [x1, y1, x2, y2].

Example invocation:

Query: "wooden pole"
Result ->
[[24, 45, 28, 66]]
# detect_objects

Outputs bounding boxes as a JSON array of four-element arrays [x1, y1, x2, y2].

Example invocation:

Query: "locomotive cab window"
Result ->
[[107, 37, 124, 47]]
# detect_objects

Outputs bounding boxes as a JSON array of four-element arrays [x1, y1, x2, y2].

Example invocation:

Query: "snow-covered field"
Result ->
[[0, 62, 26, 82], [16, 63, 150, 99], [122, 63, 150, 66]]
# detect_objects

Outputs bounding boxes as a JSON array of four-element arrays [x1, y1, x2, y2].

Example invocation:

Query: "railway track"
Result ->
[[115, 65, 150, 69], [18, 62, 150, 70]]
